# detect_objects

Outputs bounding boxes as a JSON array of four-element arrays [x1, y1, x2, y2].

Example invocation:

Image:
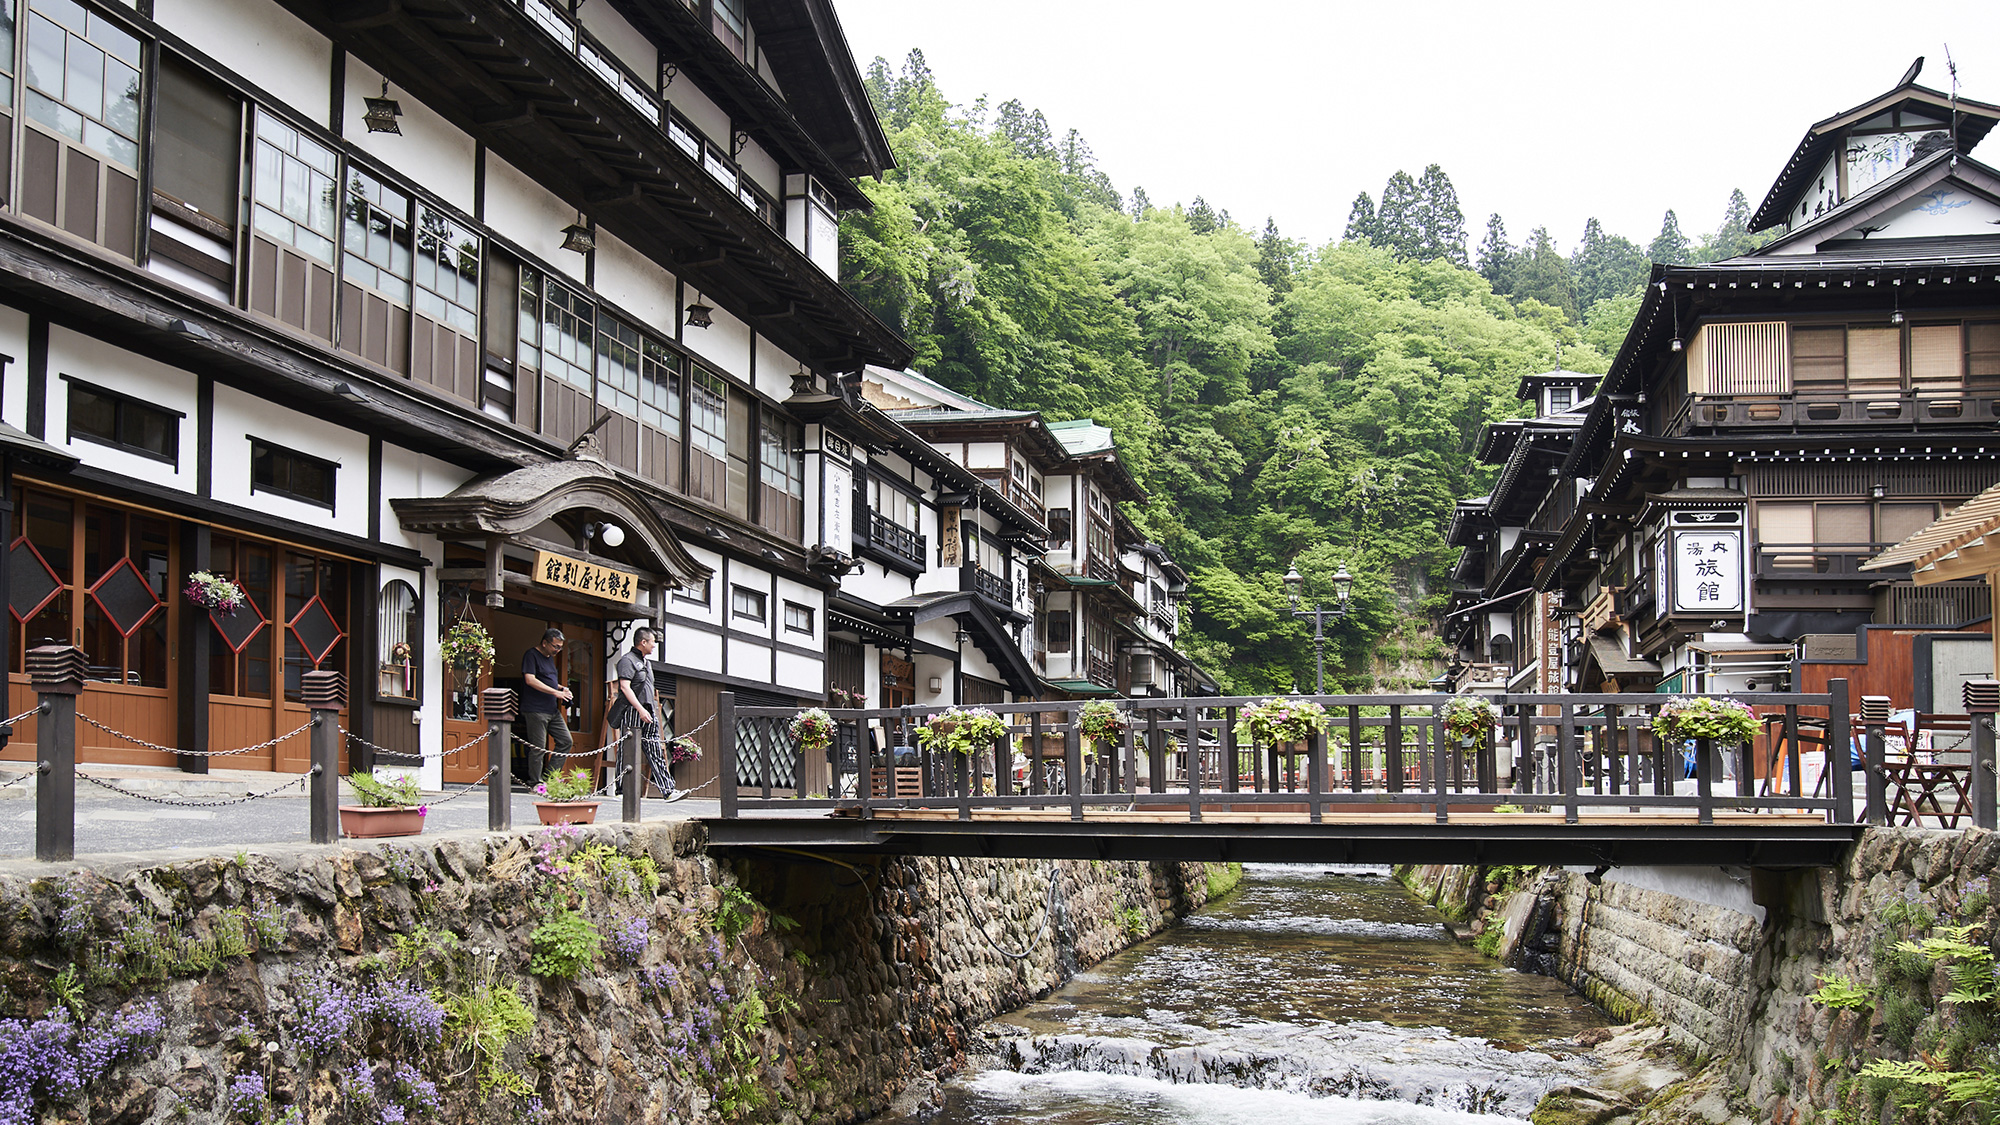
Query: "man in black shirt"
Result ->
[[519, 627, 573, 786]]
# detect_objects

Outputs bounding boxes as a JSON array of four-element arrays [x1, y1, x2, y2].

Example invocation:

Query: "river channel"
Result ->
[[876, 863, 1611, 1124]]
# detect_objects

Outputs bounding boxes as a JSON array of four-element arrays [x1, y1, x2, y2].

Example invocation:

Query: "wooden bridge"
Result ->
[[702, 682, 1998, 868]]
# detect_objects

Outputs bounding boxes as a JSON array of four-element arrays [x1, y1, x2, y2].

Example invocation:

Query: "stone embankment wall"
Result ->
[[0, 822, 1234, 1124], [1433, 829, 2000, 1124]]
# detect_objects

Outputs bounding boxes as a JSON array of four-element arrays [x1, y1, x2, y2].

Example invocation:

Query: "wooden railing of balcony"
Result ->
[[867, 511, 926, 569], [972, 565, 1010, 605], [1753, 541, 1904, 580], [1672, 393, 2000, 435]]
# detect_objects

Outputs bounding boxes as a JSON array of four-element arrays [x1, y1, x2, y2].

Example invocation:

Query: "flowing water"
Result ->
[[875, 864, 1610, 1124]]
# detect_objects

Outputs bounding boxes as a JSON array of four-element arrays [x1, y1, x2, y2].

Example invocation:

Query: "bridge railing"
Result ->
[[710, 678, 2000, 828]]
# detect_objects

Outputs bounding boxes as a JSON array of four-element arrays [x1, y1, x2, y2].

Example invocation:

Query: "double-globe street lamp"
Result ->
[[1284, 561, 1353, 695]]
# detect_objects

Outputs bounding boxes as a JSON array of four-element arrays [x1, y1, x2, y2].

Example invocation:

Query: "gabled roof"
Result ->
[[1864, 479, 2000, 576], [1754, 150, 2000, 255], [1516, 368, 1601, 401], [1751, 78, 2000, 232]]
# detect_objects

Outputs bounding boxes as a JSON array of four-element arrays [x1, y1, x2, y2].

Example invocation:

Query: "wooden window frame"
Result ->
[[64, 376, 181, 463], [249, 436, 338, 510], [730, 584, 766, 623]]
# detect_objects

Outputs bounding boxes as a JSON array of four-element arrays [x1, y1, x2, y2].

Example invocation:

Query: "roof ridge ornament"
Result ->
[[565, 412, 615, 463]]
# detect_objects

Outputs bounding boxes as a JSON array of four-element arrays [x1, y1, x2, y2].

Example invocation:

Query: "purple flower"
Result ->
[[225, 1072, 266, 1119], [416, 805, 429, 818]]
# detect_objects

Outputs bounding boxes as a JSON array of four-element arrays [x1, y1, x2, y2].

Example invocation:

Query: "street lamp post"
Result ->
[[1285, 561, 1353, 695]]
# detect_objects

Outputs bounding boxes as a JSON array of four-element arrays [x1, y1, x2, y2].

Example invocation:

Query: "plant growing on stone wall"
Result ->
[[528, 904, 602, 979], [1809, 973, 1872, 1011], [443, 969, 536, 1097], [0, 1000, 164, 1123]]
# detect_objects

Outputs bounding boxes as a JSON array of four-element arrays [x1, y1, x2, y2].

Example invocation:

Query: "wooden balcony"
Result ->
[[860, 511, 926, 574], [1671, 392, 2000, 435], [972, 469, 1047, 521], [1754, 541, 1907, 581], [972, 564, 1010, 606]]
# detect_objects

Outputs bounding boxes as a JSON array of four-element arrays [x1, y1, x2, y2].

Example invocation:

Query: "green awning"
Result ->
[[1041, 678, 1118, 697]]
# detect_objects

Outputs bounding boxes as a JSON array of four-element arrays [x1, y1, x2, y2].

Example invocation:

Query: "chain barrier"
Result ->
[[424, 766, 499, 807], [1, 768, 39, 790], [0, 702, 47, 729], [340, 727, 487, 762], [76, 712, 314, 759], [74, 765, 321, 807]]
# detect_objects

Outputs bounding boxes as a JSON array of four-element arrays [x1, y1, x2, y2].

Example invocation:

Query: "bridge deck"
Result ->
[[702, 808, 1862, 868]]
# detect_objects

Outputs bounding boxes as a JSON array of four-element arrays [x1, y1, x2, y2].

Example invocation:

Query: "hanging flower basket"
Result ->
[[440, 620, 494, 674], [828, 687, 867, 709], [1441, 696, 1502, 742], [1234, 698, 1332, 746], [668, 736, 703, 765], [185, 571, 246, 616], [1076, 700, 1130, 744], [789, 707, 838, 752], [917, 707, 1010, 756], [1653, 696, 1759, 745]]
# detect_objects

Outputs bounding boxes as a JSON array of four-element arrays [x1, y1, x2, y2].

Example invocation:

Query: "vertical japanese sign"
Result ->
[[821, 460, 852, 554], [1670, 528, 1744, 613], [1540, 590, 1563, 696]]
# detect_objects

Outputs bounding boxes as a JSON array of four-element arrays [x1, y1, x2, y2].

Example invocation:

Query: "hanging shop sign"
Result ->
[[1669, 527, 1744, 614], [534, 550, 641, 603]]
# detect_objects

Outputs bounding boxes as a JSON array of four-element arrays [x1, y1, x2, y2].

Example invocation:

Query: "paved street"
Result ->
[[0, 769, 718, 863]]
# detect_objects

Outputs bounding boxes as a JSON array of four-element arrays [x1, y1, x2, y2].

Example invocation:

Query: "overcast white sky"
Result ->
[[830, 1, 2000, 254]]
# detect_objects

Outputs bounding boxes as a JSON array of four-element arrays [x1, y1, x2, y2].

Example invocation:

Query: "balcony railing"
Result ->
[[1150, 605, 1175, 635], [1671, 392, 2000, 435], [972, 565, 1010, 605], [865, 511, 925, 571], [1754, 541, 1905, 581], [517, 0, 781, 234], [1087, 555, 1117, 582], [1088, 654, 1117, 687]]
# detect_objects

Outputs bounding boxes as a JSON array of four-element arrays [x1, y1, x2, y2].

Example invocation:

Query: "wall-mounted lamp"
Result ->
[[362, 81, 403, 134], [331, 382, 367, 405], [685, 293, 714, 329], [1891, 280, 1905, 326], [1669, 296, 1683, 352], [582, 520, 626, 549], [560, 219, 594, 255], [927, 676, 943, 692], [1871, 482, 1887, 500]]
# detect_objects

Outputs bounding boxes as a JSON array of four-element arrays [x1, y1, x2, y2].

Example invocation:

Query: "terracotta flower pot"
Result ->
[[535, 800, 599, 825], [338, 805, 425, 838]]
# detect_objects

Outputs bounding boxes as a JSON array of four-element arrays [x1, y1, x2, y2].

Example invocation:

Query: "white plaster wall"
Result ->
[[342, 57, 477, 214], [0, 304, 29, 431], [755, 335, 800, 401], [775, 650, 821, 693], [739, 136, 780, 197], [681, 302, 752, 382], [485, 156, 585, 284], [377, 447, 475, 553], [666, 545, 725, 629], [47, 328, 197, 490], [727, 636, 770, 680], [913, 650, 954, 705], [156, 0, 331, 127], [966, 441, 1006, 471], [775, 575, 821, 637], [667, 74, 731, 149], [661, 626, 721, 671], [211, 383, 369, 536], [576, 0, 656, 82], [1874, 185, 2000, 238], [593, 230, 677, 337]]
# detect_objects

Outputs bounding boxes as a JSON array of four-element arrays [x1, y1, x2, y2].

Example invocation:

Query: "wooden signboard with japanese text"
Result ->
[[533, 550, 641, 604]]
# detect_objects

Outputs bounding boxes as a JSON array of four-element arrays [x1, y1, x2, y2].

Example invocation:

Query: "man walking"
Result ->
[[611, 627, 678, 799], [519, 628, 574, 786]]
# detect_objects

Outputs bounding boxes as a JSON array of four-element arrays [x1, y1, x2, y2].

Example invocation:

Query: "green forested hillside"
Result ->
[[841, 53, 1760, 694]]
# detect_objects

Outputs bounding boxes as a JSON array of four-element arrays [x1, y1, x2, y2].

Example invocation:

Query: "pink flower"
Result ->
[[416, 805, 429, 818]]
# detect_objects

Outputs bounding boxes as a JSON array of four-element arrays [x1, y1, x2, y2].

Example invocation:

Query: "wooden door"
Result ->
[[440, 605, 493, 785]]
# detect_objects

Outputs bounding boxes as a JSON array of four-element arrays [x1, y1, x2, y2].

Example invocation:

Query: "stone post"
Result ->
[[30, 645, 84, 862], [301, 671, 345, 845], [482, 688, 517, 833]]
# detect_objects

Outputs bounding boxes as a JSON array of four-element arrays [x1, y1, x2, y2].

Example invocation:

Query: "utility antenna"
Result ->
[[1947, 44, 1961, 168]]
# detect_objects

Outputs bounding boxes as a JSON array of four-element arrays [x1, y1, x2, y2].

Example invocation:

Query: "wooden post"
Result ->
[[1066, 705, 1083, 822], [30, 645, 84, 862], [1432, 714, 1451, 823], [718, 692, 737, 819], [1145, 709, 1164, 793], [1695, 736, 1715, 825], [481, 687, 516, 833], [1386, 704, 1404, 793], [1559, 701, 1579, 824], [302, 671, 346, 844], [1184, 707, 1202, 823], [1307, 729, 1325, 824], [1827, 679, 1853, 826], [1860, 694, 1891, 825]]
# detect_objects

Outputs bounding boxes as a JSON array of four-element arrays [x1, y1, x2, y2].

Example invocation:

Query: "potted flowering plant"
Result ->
[[1653, 696, 1759, 746], [789, 707, 839, 752], [917, 707, 1011, 756], [668, 735, 703, 765], [440, 620, 494, 674], [1076, 700, 1129, 747], [1441, 696, 1502, 744], [340, 771, 427, 838], [534, 767, 599, 825], [185, 571, 246, 616], [1233, 698, 1332, 746]]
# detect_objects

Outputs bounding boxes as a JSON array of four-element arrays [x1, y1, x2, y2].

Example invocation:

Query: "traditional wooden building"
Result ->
[[1448, 67, 2000, 712], [0, 0, 913, 789]]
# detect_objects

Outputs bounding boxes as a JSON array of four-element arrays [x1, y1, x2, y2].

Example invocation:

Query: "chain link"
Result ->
[[76, 712, 313, 758], [1, 769, 37, 790], [74, 766, 320, 807], [0, 702, 47, 729], [423, 766, 499, 807], [340, 727, 487, 762]]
